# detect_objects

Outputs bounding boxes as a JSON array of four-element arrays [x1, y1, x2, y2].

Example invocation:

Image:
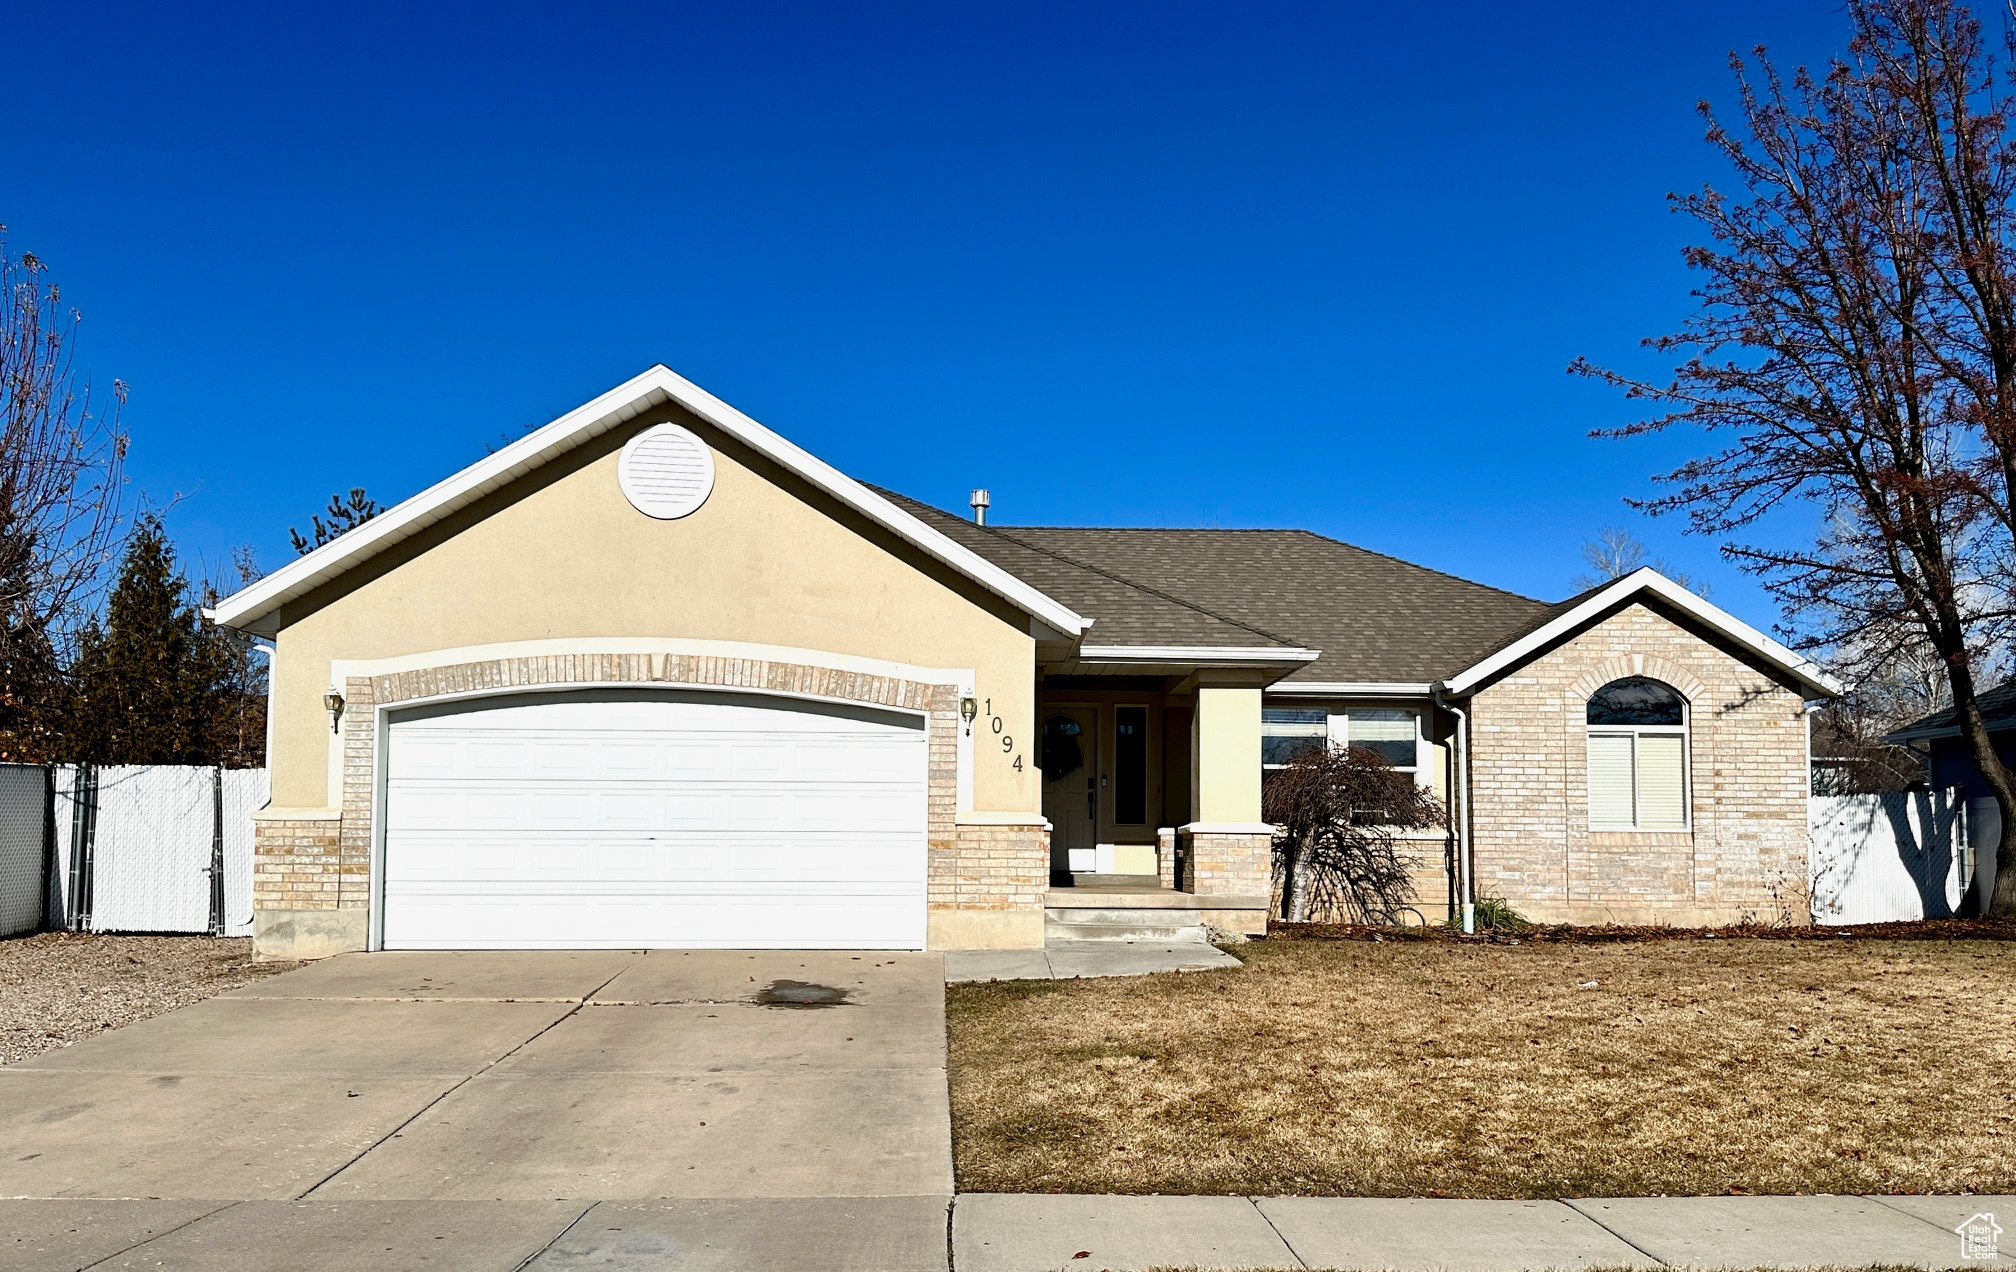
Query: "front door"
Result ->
[[1040, 706, 1098, 874]]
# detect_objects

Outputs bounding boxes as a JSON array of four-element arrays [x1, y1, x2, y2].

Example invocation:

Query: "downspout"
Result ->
[[1433, 683, 1474, 935], [252, 642, 276, 780]]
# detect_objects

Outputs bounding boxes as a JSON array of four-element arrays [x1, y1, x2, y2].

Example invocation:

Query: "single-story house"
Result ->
[[1885, 684, 2016, 797], [1882, 690, 2011, 910], [211, 366, 1839, 959]]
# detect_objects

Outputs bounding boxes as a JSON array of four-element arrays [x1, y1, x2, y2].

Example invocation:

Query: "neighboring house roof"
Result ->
[[1885, 681, 2016, 743], [208, 366, 1093, 640]]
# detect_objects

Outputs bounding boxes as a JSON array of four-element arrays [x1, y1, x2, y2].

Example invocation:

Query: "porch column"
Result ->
[[1192, 684, 1261, 823], [1180, 681, 1273, 928]]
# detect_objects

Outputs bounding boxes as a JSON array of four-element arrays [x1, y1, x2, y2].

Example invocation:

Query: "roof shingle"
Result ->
[[880, 489, 1558, 683]]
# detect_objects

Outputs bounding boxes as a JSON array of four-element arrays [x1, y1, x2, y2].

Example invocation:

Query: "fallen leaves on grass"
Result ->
[[947, 933, 2016, 1197]]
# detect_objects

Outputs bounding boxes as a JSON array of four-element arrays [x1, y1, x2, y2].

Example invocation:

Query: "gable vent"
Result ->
[[618, 423, 716, 519]]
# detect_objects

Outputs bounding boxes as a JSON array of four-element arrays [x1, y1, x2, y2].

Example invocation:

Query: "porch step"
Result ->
[[1044, 908, 1211, 943]]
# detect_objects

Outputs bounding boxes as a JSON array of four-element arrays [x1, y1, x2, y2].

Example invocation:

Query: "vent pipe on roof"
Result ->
[[970, 489, 991, 526]]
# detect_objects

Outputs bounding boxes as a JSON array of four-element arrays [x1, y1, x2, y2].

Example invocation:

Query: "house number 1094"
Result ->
[[983, 698, 1022, 771]]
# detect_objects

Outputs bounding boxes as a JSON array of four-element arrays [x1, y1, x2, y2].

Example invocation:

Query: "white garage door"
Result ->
[[382, 692, 928, 950]]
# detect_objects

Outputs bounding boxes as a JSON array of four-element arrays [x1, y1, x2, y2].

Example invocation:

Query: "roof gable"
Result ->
[[210, 367, 1092, 639], [1441, 568, 1840, 698]]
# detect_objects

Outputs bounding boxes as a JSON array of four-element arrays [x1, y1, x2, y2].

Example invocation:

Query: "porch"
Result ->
[[1045, 877, 1273, 943], [1035, 667, 1282, 940]]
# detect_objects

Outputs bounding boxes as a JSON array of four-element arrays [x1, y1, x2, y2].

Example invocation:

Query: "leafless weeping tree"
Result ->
[[1573, 0, 2016, 914], [0, 227, 128, 757], [1263, 744, 1444, 925]]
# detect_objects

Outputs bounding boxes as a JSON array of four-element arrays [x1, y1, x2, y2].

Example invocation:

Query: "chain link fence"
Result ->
[[0, 765, 268, 937], [0, 765, 49, 937]]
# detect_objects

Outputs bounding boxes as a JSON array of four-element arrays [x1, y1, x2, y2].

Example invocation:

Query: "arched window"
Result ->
[[1586, 677, 1689, 830]]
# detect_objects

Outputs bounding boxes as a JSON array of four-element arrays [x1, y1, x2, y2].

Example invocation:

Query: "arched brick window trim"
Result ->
[[1567, 654, 1707, 707]]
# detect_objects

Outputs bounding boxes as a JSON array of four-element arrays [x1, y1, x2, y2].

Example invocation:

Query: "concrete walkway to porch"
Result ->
[[944, 940, 1243, 982]]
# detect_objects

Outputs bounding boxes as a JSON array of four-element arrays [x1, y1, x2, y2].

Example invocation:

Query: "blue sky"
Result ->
[[6, 1, 1849, 630]]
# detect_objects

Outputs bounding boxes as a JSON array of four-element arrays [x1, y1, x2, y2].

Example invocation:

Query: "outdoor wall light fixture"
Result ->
[[959, 696, 978, 736], [324, 690, 345, 733]]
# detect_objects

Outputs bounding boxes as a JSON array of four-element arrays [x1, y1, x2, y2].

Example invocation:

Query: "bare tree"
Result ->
[[1264, 744, 1444, 925], [1573, 0, 2016, 914], [1573, 525, 1712, 595], [0, 227, 127, 758]]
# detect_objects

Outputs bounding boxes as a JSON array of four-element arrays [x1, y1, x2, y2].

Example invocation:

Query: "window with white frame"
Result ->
[[1586, 677, 1689, 830], [1261, 707, 1327, 768], [1262, 706, 1422, 775], [1342, 708, 1419, 774]]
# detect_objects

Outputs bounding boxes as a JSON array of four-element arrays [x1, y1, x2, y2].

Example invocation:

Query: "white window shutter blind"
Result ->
[[1587, 733, 1635, 827], [1635, 733, 1687, 829], [1349, 709, 1419, 767]]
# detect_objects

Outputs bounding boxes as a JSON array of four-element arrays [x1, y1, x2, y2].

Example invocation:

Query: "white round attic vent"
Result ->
[[618, 423, 715, 519]]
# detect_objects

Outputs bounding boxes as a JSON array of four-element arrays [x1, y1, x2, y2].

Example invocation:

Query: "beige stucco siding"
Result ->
[[1192, 684, 1262, 823], [1466, 601, 1810, 926], [268, 403, 1040, 814]]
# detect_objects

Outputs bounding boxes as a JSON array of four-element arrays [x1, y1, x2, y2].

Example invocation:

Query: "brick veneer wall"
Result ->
[[1178, 829, 1272, 896], [254, 650, 1039, 947], [940, 822, 1049, 911], [1466, 603, 1810, 925], [250, 818, 343, 911]]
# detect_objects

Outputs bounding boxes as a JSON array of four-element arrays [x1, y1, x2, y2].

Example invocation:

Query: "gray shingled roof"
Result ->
[[882, 489, 1559, 684], [1888, 680, 2016, 740], [881, 491, 1301, 649]]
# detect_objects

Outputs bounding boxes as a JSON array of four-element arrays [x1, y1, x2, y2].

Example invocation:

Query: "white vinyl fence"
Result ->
[[1809, 790, 2000, 924], [0, 765, 267, 937]]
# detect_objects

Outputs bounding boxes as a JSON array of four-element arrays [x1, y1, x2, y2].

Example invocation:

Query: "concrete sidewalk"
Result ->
[[952, 1193, 2016, 1272], [6, 1191, 2008, 1270]]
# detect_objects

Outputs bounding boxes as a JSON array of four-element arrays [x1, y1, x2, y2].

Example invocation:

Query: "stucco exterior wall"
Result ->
[[1192, 684, 1262, 823], [267, 402, 1040, 817], [1466, 602, 1811, 926]]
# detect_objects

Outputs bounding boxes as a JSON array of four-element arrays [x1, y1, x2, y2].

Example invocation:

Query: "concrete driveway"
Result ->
[[0, 949, 951, 1271]]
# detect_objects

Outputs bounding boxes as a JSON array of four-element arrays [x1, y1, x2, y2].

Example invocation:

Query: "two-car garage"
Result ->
[[378, 691, 929, 950]]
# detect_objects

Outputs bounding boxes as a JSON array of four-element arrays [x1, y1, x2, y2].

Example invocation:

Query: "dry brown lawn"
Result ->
[[0, 932, 299, 1064], [947, 930, 2016, 1198]]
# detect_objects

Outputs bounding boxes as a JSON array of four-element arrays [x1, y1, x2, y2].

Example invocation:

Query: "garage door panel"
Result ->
[[383, 694, 928, 949], [386, 830, 926, 881], [383, 885, 926, 950]]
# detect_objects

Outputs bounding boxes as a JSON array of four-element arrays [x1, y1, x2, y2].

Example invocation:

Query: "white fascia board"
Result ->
[[1441, 567, 1842, 698], [1266, 681, 1434, 697], [210, 365, 1090, 639], [1075, 644, 1321, 666]]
